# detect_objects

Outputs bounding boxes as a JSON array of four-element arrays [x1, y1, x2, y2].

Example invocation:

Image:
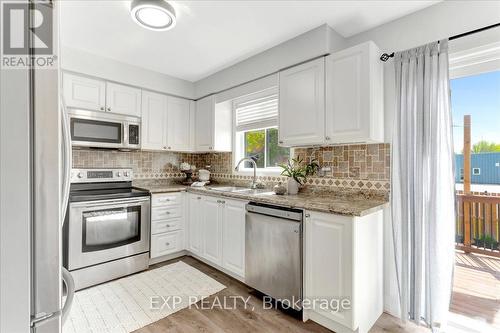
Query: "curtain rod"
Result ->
[[379, 22, 500, 62]]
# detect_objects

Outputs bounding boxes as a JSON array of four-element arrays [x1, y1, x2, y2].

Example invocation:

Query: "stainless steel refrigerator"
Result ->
[[0, 1, 74, 332]]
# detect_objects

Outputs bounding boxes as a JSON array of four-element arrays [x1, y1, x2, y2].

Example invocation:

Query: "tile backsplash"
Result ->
[[72, 143, 390, 193]]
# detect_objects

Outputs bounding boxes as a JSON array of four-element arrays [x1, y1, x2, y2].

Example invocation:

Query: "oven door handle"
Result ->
[[70, 197, 150, 209]]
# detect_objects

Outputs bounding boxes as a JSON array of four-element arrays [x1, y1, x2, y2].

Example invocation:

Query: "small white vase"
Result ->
[[287, 178, 299, 195]]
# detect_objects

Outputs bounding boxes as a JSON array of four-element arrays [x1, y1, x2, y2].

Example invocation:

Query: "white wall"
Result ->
[[195, 24, 346, 98], [342, 0, 500, 316], [61, 47, 196, 99]]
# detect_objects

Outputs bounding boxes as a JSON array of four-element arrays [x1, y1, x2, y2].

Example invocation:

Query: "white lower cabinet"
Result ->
[[188, 194, 203, 255], [150, 192, 185, 259], [304, 210, 383, 333], [202, 196, 223, 265], [151, 231, 183, 258], [187, 193, 246, 279], [221, 199, 246, 277]]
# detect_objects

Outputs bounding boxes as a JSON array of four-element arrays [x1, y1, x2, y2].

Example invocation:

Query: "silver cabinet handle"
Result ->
[[159, 198, 170, 202], [305, 213, 310, 218]]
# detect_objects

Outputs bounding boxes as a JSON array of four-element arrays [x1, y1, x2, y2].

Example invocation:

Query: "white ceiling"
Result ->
[[60, 1, 439, 82]]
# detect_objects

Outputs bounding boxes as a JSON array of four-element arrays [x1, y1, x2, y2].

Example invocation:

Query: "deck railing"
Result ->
[[456, 192, 500, 257]]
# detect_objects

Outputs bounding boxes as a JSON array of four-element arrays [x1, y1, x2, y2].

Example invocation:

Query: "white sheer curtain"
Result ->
[[391, 40, 456, 332]]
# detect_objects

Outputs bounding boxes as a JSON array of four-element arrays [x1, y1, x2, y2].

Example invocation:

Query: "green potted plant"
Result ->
[[279, 158, 319, 195]]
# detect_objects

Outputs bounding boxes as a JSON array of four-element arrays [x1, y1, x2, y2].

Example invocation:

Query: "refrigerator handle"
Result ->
[[61, 99, 71, 220], [61, 267, 75, 324]]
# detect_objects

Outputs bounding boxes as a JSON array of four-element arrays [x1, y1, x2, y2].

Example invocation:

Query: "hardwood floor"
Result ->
[[451, 251, 500, 329], [134, 256, 427, 333]]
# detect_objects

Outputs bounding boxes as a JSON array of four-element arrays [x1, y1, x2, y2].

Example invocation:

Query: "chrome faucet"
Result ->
[[234, 157, 258, 189]]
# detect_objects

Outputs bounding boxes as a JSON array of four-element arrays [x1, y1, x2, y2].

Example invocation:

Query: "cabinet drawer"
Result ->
[[151, 218, 182, 235], [152, 205, 182, 220], [151, 193, 183, 207], [151, 231, 183, 258]]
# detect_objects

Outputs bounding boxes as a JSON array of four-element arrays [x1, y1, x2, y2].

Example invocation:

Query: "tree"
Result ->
[[472, 140, 500, 153]]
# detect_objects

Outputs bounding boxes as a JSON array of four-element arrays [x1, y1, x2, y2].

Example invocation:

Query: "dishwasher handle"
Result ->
[[246, 202, 303, 221]]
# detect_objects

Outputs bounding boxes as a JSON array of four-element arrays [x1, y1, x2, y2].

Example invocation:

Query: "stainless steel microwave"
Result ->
[[68, 109, 140, 150]]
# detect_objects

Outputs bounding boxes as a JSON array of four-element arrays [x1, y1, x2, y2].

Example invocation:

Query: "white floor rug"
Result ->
[[63, 261, 226, 333]]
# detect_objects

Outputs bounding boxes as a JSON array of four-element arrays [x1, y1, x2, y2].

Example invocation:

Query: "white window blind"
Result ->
[[235, 92, 278, 132]]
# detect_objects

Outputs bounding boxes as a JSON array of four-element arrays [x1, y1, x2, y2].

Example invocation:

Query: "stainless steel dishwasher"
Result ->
[[245, 202, 303, 310]]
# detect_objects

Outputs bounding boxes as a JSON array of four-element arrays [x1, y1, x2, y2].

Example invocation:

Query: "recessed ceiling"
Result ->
[[60, 1, 439, 82]]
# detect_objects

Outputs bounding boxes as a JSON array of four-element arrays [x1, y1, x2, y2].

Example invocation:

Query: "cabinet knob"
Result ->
[[165, 242, 170, 246], [197, 197, 201, 200], [209, 147, 213, 150], [305, 213, 310, 218], [166, 224, 170, 227], [107, 107, 111, 111], [100, 106, 104, 111], [325, 136, 331, 141], [163, 146, 167, 149], [168, 146, 171, 150], [279, 141, 283, 144]]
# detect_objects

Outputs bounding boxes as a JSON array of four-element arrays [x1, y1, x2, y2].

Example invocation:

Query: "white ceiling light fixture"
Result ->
[[130, 0, 176, 31]]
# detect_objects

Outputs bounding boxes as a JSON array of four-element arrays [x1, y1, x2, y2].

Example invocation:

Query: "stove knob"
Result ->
[[77, 172, 84, 179], [116, 171, 121, 177], [124, 171, 130, 177]]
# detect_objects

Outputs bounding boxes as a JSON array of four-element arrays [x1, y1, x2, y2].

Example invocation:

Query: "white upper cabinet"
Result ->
[[194, 95, 232, 152], [63, 73, 106, 111], [278, 57, 326, 146], [105, 82, 141, 117], [167, 97, 194, 151], [326, 41, 383, 143], [195, 95, 215, 151], [141, 91, 194, 152], [277, 41, 384, 147], [63, 73, 142, 117], [141, 91, 168, 151]]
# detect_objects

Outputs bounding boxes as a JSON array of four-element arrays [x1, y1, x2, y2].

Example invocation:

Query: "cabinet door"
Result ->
[[167, 96, 192, 151], [326, 42, 383, 143], [221, 199, 246, 277], [202, 196, 222, 265], [151, 231, 183, 258], [106, 82, 141, 116], [278, 58, 325, 146], [305, 211, 354, 329], [63, 73, 105, 111], [188, 194, 203, 255], [194, 95, 215, 151], [141, 91, 167, 150]]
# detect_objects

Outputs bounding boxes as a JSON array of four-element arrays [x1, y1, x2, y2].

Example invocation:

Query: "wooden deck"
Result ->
[[451, 251, 500, 329]]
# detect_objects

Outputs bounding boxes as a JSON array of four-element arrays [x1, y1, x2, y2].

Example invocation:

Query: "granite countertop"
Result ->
[[188, 186, 388, 217], [133, 180, 188, 193], [133, 180, 388, 217]]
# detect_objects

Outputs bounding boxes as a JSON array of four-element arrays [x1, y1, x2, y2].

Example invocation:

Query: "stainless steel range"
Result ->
[[63, 168, 150, 290]]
